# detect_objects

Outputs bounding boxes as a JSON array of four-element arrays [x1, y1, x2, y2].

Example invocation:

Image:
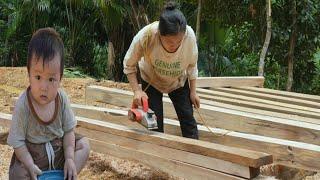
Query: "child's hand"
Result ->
[[28, 164, 42, 180], [64, 158, 77, 180]]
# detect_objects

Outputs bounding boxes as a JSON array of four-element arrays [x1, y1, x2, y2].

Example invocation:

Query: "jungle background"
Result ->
[[0, 0, 319, 94]]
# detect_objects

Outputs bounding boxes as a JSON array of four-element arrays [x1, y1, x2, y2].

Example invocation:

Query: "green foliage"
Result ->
[[94, 0, 128, 31], [264, 57, 286, 90], [92, 43, 108, 78], [64, 67, 88, 78], [310, 49, 320, 94], [270, 0, 320, 93], [197, 0, 320, 94], [0, 0, 320, 95], [198, 21, 260, 77], [229, 53, 259, 76]]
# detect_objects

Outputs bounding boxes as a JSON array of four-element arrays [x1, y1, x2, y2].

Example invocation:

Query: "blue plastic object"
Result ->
[[37, 170, 64, 180]]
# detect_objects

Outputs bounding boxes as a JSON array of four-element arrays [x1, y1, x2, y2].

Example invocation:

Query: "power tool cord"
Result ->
[[194, 107, 231, 137]]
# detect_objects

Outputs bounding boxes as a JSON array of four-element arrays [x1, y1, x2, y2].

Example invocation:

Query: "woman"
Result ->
[[123, 2, 200, 139]]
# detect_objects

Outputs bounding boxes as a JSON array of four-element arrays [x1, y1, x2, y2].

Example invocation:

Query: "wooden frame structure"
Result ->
[[85, 83, 320, 172]]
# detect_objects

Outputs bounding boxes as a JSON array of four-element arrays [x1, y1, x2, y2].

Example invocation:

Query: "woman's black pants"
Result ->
[[142, 79, 199, 139]]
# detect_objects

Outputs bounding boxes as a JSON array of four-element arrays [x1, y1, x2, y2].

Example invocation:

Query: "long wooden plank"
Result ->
[[86, 86, 320, 124], [199, 99, 320, 126], [0, 112, 253, 179], [196, 76, 264, 88], [72, 104, 143, 129], [0, 112, 272, 167], [70, 105, 320, 172], [235, 87, 320, 103], [78, 128, 256, 179], [197, 88, 320, 111], [214, 87, 320, 109], [195, 92, 320, 119], [77, 116, 272, 168], [68, 106, 320, 171], [85, 86, 320, 145], [88, 139, 245, 180], [72, 103, 320, 146]]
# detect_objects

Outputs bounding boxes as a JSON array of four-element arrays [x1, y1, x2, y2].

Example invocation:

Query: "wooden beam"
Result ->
[[84, 86, 320, 125], [0, 112, 271, 168], [71, 104, 144, 129], [196, 92, 320, 119], [199, 98, 320, 126], [88, 139, 245, 180], [2, 110, 320, 171], [65, 104, 320, 171], [72, 103, 320, 146], [196, 76, 265, 88], [216, 87, 320, 109], [85, 86, 320, 145], [197, 88, 320, 112], [234, 87, 320, 103], [78, 128, 256, 179], [0, 112, 250, 179], [77, 116, 272, 168]]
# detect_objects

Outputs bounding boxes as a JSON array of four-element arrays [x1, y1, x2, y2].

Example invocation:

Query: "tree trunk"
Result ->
[[107, 41, 115, 79], [207, 44, 212, 76], [195, 0, 202, 42], [258, 0, 272, 76], [140, 6, 149, 25], [286, 0, 298, 91], [130, 0, 141, 31]]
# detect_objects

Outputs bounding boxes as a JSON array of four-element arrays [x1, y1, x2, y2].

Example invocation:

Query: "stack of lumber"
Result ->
[[0, 112, 271, 179], [84, 76, 320, 173], [5, 76, 319, 179]]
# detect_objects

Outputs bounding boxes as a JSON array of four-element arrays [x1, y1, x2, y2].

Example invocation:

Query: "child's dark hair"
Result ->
[[27, 27, 64, 78], [159, 1, 186, 36]]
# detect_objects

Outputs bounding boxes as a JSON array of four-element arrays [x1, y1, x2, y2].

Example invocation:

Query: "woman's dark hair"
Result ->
[[27, 27, 64, 78], [159, 1, 187, 36]]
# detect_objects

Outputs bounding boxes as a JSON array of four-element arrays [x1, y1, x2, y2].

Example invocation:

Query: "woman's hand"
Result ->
[[133, 90, 148, 106], [190, 92, 200, 109], [64, 158, 77, 180]]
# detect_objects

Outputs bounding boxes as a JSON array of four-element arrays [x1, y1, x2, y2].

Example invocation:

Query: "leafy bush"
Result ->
[[64, 68, 88, 78], [311, 49, 320, 94], [264, 57, 285, 89], [92, 43, 108, 78]]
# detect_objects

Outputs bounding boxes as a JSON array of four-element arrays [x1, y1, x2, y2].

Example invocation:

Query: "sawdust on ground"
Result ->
[[0, 67, 176, 180]]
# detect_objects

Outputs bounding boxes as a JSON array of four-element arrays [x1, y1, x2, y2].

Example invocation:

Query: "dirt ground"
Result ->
[[0, 67, 319, 180]]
